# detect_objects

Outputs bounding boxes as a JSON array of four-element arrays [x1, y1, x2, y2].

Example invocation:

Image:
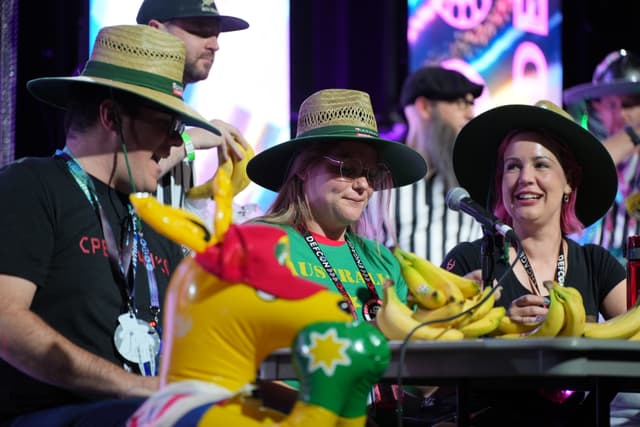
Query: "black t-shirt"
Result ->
[[442, 237, 625, 318], [0, 157, 184, 419]]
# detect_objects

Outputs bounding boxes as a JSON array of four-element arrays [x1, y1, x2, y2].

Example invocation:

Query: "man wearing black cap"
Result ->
[[392, 66, 485, 266], [136, 0, 252, 213], [564, 49, 640, 427]]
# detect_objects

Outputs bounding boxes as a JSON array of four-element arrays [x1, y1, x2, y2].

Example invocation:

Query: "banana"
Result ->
[[456, 285, 496, 327], [553, 284, 586, 337], [399, 260, 448, 309], [628, 327, 640, 341], [412, 300, 465, 327], [493, 315, 540, 336], [395, 247, 480, 298], [230, 143, 254, 193], [186, 142, 254, 199], [376, 283, 464, 341], [523, 284, 565, 337], [458, 306, 506, 338], [396, 248, 465, 303], [583, 302, 640, 339]]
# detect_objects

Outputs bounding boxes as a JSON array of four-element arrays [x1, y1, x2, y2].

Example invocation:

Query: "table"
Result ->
[[260, 338, 640, 426]]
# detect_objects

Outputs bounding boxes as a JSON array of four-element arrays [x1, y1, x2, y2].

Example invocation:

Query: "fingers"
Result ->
[[210, 119, 250, 161], [512, 294, 546, 307], [508, 294, 548, 324]]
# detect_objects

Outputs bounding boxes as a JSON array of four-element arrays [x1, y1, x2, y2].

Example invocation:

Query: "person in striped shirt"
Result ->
[[564, 49, 640, 264], [564, 48, 640, 427], [136, 0, 251, 211], [390, 66, 485, 266]]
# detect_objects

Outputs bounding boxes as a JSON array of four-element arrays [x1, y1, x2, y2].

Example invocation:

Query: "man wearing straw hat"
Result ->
[[0, 25, 218, 426], [136, 0, 252, 214]]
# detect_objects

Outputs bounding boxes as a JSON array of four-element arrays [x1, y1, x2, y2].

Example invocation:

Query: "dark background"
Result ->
[[14, 1, 640, 158]]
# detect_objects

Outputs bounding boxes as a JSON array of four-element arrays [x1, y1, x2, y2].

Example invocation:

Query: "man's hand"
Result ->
[[159, 119, 250, 176], [206, 119, 250, 164], [0, 274, 161, 399]]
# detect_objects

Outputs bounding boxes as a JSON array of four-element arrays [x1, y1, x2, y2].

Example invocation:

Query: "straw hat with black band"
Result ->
[[247, 89, 428, 192], [27, 25, 220, 136], [452, 100, 617, 228], [136, 0, 249, 32]]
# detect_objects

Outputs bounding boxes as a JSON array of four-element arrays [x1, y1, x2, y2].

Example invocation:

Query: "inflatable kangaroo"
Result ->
[[126, 163, 390, 426]]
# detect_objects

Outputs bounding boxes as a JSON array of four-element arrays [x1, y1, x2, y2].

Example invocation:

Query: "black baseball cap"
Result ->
[[136, 0, 249, 32], [399, 66, 484, 107]]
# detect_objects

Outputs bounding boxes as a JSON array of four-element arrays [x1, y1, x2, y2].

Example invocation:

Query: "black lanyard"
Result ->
[[299, 227, 381, 321], [56, 148, 161, 324], [518, 241, 566, 295]]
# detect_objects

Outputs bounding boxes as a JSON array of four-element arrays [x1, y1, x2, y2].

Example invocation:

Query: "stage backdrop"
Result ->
[[89, 0, 290, 212], [407, 0, 562, 113]]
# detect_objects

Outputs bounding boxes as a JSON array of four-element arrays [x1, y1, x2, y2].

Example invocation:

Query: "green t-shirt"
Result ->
[[276, 224, 408, 321]]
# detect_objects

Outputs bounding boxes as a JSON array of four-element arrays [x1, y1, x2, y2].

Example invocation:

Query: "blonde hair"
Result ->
[[255, 141, 393, 241]]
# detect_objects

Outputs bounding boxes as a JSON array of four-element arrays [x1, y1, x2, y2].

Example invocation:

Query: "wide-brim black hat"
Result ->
[[247, 89, 427, 192], [564, 49, 640, 104], [452, 101, 617, 228], [136, 0, 249, 32]]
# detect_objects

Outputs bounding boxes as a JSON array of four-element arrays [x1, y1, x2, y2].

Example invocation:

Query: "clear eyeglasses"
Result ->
[[323, 155, 392, 190]]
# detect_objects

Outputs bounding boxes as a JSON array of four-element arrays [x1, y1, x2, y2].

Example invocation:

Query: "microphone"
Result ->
[[446, 187, 519, 243]]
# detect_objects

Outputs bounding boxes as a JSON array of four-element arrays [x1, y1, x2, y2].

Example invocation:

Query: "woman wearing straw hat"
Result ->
[[247, 88, 426, 421], [441, 100, 627, 426], [0, 25, 218, 426], [248, 88, 427, 323]]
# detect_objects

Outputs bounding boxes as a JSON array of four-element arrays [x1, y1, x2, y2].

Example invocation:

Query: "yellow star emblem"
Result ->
[[304, 328, 352, 376]]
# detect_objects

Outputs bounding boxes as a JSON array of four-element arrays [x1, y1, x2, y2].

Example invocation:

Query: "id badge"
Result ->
[[362, 298, 382, 321], [114, 313, 161, 376]]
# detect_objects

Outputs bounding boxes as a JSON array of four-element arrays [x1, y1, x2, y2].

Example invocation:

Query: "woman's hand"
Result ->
[[508, 294, 549, 324]]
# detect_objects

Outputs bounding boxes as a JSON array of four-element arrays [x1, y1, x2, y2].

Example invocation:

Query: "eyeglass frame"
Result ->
[[321, 155, 392, 190]]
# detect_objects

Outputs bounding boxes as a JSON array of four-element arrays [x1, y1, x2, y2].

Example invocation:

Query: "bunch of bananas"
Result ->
[[375, 248, 506, 340], [378, 248, 640, 342], [496, 280, 586, 338], [583, 298, 640, 340]]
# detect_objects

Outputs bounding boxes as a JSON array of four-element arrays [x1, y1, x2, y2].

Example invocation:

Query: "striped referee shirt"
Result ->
[[392, 173, 483, 266], [155, 162, 193, 209], [578, 151, 640, 262]]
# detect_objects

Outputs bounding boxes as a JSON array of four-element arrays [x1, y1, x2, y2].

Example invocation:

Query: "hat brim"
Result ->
[[564, 81, 640, 104], [206, 15, 249, 32], [171, 15, 249, 32], [452, 105, 617, 228], [144, 14, 249, 32], [27, 76, 220, 135], [247, 136, 428, 192]]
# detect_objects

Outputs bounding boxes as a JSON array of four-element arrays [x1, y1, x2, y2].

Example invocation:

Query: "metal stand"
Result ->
[[480, 228, 497, 288]]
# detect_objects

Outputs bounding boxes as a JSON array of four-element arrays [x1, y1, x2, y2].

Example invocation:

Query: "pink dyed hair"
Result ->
[[492, 130, 584, 234]]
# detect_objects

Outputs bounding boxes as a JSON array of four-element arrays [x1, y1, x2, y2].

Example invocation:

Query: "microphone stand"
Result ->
[[480, 226, 497, 288]]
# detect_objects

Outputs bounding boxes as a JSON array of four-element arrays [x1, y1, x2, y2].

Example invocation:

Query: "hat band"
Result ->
[[298, 125, 379, 139], [82, 61, 184, 100]]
